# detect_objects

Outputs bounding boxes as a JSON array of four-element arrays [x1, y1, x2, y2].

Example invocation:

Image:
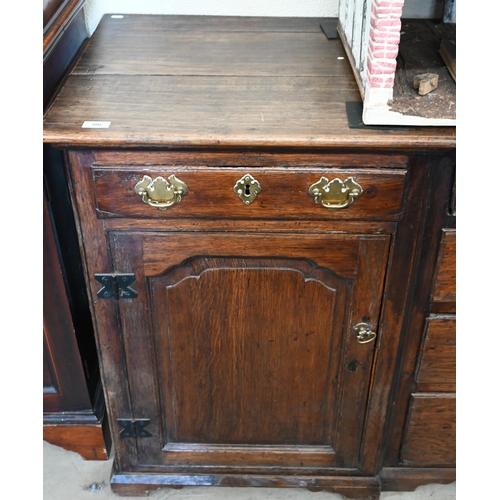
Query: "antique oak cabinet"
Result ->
[[43, 15, 456, 499]]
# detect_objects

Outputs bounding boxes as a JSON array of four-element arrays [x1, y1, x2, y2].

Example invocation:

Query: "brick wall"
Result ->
[[366, 0, 404, 89]]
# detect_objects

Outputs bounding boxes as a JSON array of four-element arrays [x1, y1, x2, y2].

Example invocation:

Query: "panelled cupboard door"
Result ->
[[107, 230, 390, 472]]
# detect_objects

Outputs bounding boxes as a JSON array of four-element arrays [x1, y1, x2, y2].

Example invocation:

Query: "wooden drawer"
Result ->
[[92, 166, 407, 221], [431, 229, 456, 306], [415, 315, 455, 391], [401, 393, 455, 467]]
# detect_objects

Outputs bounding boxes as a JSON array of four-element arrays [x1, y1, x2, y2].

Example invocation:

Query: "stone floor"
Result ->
[[43, 441, 456, 500]]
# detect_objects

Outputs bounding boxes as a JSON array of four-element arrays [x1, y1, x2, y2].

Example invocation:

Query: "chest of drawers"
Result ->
[[43, 14, 456, 499]]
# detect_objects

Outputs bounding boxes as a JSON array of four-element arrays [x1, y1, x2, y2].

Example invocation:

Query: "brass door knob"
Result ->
[[309, 177, 362, 211], [134, 175, 188, 210], [354, 323, 377, 344]]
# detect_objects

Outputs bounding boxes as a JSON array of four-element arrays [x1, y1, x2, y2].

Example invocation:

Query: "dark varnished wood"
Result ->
[[91, 14, 330, 35], [102, 217, 397, 235], [93, 165, 406, 221], [380, 154, 455, 468], [43, 0, 86, 51], [110, 471, 381, 498], [379, 467, 456, 491], [400, 393, 456, 467], [415, 315, 456, 391], [43, 195, 90, 412], [65, 151, 139, 470], [45, 14, 456, 497], [358, 155, 434, 475], [43, 0, 111, 460], [153, 257, 346, 451], [73, 30, 348, 77], [43, 193, 110, 456], [43, 386, 110, 460], [43, 425, 109, 460], [107, 230, 389, 471], [43, 72, 455, 149], [43, 15, 455, 150], [92, 149, 409, 169], [431, 229, 456, 307], [44, 0, 66, 30]]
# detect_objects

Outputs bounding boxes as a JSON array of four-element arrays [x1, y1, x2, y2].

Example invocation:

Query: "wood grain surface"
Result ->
[[432, 229, 456, 305], [415, 315, 456, 391], [43, 15, 456, 149], [51, 15, 457, 496], [401, 393, 456, 467], [92, 165, 406, 221], [104, 229, 389, 471]]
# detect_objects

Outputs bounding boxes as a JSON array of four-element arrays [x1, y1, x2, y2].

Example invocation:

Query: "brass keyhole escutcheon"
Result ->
[[353, 322, 377, 344], [234, 174, 261, 205]]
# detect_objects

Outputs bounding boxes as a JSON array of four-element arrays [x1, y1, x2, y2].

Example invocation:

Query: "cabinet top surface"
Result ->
[[43, 14, 456, 150]]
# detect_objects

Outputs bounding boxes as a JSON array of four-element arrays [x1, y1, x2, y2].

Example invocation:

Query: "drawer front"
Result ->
[[415, 316, 456, 391], [432, 229, 456, 305], [92, 166, 407, 220], [401, 393, 456, 467]]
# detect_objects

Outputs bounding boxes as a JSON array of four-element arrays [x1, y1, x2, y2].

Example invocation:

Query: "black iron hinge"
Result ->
[[94, 273, 138, 299], [117, 419, 152, 438]]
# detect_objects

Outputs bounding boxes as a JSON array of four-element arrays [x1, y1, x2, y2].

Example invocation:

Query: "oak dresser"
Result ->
[[43, 14, 456, 498]]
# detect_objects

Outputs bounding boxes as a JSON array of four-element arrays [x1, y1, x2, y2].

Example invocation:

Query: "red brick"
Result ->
[[373, 0, 404, 7], [368, 75, 394, 88], [367, 57, 397, 75], [372, 4, 403, 18], [370, 28, 401, 43], [369, 40, 400, 53], [371, 18, 402, 30], [371, 49, 399, 59]]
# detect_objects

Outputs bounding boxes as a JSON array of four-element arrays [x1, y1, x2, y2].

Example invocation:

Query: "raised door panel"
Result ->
[[108, 231, 390, 471]]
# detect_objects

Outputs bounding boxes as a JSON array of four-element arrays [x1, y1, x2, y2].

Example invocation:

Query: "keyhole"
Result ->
[[245, 184, 251, 196]]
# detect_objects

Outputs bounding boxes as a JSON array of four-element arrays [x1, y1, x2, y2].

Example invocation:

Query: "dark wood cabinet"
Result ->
[[43, 14, 456, 498], [43, 0, 111, 459]]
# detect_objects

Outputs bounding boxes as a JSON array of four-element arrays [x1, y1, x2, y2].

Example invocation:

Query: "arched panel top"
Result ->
[[156, 256, 350, 293]]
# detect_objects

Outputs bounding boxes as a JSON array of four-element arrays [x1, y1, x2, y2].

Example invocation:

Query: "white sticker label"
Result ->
[[82, 121, 111, 129], [111, 15, 124, 18]]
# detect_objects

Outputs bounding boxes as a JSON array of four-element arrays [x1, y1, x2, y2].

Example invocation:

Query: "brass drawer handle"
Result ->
[[134, 175, 188, 210], [308, 177, 362, 211], [354, 323, 377, 344]]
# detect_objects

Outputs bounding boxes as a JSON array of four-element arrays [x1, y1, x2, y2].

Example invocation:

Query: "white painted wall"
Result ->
[[83, 0, 445, 36], [83, 1, 339, 35]]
